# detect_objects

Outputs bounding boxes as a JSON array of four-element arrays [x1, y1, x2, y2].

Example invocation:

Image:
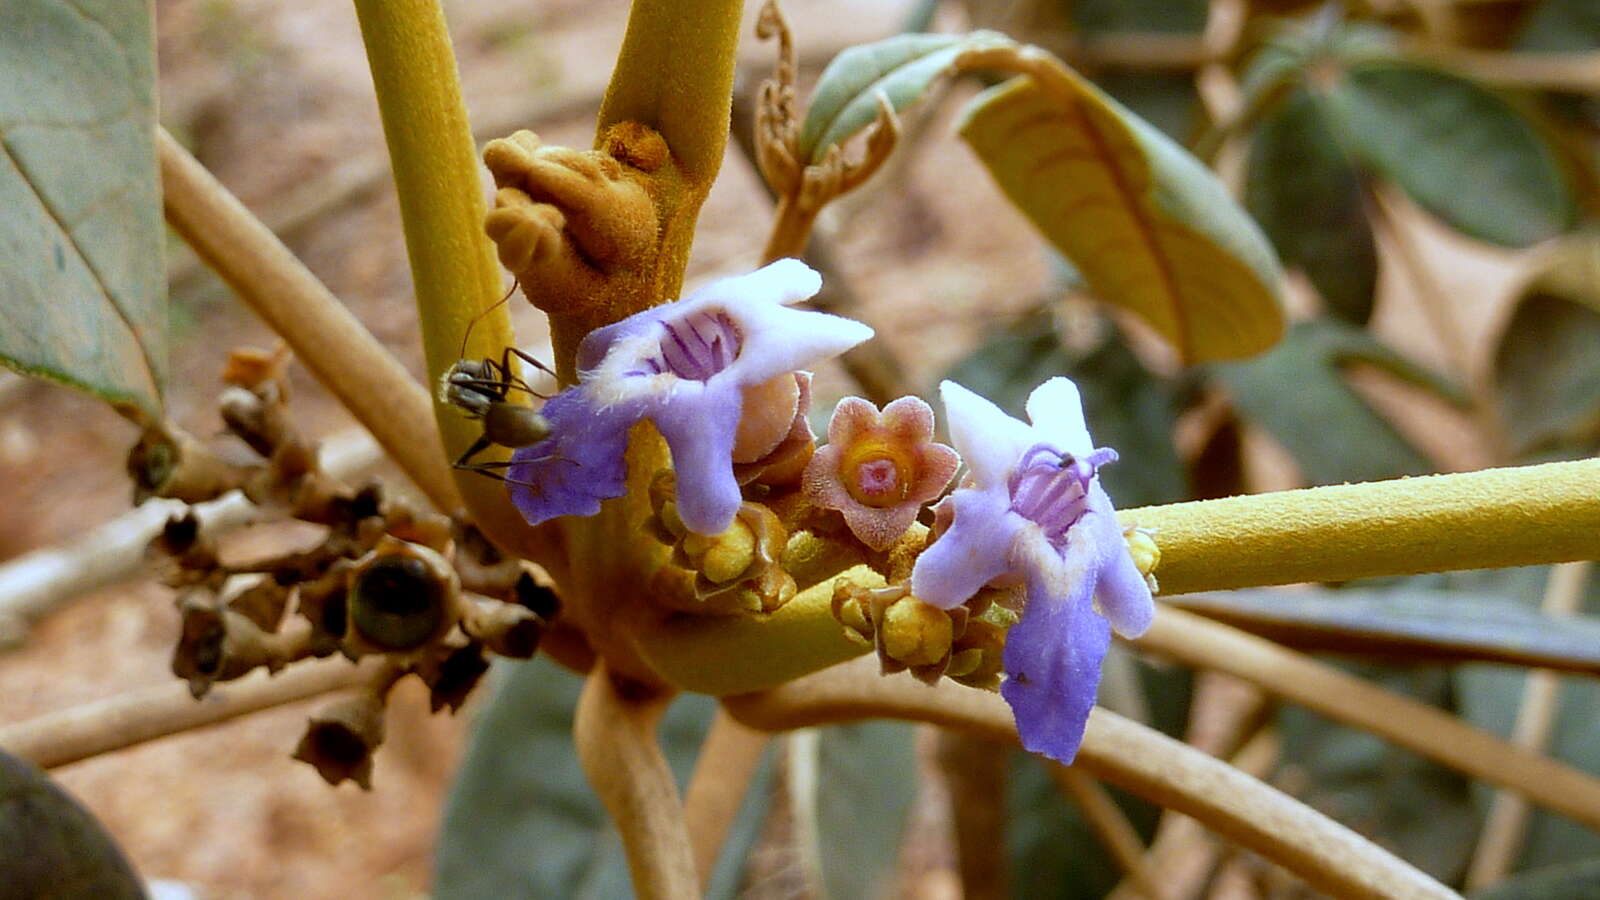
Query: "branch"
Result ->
[[0, 430, 380, 648], [684, 709, 771, 890], [596, 0, 744, 179], [1106, 726, 1282, 900], [0, 658, 376, 769], [723, 657, 1454, 899], [1051, 766, 1161, 897], [573, 666, 698, 899], [349, 0, 545, 559], [157, 130, 461, 516], [1125, 458, 1600, 594], [1136, 607, 1600, 832]]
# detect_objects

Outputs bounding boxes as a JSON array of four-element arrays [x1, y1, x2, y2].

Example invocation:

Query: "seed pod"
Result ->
[[343, 538, 459, 655]]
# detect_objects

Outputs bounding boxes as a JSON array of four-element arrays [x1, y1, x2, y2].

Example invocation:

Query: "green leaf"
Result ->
[[1474, 859, 1600, 899], [1006, 750, 1160, 899], [1279, 664, 1479, 882], [0, 0, 166, 420], [1070, 0, 1206, 34], [435, 658, 773, 899], [800, 32, 1016, 165], [1215, 318, 1460, 485], [1516, 0, 1600, 53], [1324, 61, 1574, 248], [1247, 88, 1377, 324], [0, 750, 145, 899], [1492, 236, 1600, 454], [790, 722, 918, 899], [944, 309, 1187, 507], [1169, 587, 1600, 675], [1449, 565, 1600, 875], [958, 65, 1286, 364]]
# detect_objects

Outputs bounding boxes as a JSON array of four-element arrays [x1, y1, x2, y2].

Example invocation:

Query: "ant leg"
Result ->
[[502, 347, 558, 398], [452, 434, 495, 471]]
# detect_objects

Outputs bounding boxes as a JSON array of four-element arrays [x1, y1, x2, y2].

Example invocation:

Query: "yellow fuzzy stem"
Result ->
[[1125, 458, 1600, 595], [599, 0, 746, 180], [351, 0, 541, 556]]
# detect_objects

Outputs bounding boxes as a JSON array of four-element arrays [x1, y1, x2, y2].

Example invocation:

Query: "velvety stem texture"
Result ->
[[350, 0, 541, 556], [574, 666, 698, 898]]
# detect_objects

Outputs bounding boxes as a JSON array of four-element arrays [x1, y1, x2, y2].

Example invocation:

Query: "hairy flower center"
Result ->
[[646, 309, 743, 381], [1007, 444, 1118, 542], [841, 440, 913, 508]]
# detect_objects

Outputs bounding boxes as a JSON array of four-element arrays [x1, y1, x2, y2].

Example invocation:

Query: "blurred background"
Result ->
[[1, 0, 1596, 896]]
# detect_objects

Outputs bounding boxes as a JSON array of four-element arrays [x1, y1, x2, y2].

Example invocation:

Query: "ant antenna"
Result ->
[[456, 279, 521, 361]]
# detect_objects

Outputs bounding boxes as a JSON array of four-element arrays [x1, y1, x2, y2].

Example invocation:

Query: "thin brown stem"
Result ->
[[935, 731, 1009, 900], [1466, 560, 1596, 890], [573, 665, 698, 899], [0, 430, 381, 648], [724, 657, 1453, 898], [0, 658, 377, 769], [1053, 766, 1161, 898], [157, 129, 462, 515], [1106, 727, 1282, 900], [684, 708, 771, 890], [1136, 606, 1600, 831]]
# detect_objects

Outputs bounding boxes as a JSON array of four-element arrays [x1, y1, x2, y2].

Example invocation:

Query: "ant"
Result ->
[[439, 283, 563, 486]]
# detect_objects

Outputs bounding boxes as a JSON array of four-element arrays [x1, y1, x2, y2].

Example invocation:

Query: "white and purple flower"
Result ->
[[910, 378, 1154, 764], [507, 259, 873, 535]]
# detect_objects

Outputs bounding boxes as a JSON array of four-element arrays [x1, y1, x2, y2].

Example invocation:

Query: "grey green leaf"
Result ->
[[799, 31, 1010, 164], [1247, 88, 1377, 324], [0, 0, 166, 420], [1215, 318, 1461, 485], [1324, 61, 1574, 248], [1170, 587, 1600, 675], [1492, 236, 1600, 454], [791, 721, 918, 900], [435, 657, 772, 900]]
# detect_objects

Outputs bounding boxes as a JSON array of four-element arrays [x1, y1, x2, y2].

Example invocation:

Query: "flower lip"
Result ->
[[644, 308, 743, 381]]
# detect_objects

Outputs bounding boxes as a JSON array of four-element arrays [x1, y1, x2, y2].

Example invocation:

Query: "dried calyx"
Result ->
[[143, 348, 565, 787]]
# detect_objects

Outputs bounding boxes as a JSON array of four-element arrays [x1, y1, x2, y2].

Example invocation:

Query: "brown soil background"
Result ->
[[0, 0, 1530, 897]]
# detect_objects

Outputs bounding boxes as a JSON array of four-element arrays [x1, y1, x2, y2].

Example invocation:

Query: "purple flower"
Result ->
[[909, 378, 1154, 764], [508, 259, 873, 534]]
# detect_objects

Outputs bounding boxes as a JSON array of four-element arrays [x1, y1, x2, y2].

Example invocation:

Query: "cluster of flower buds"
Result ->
[[139, 348, 562, 787]]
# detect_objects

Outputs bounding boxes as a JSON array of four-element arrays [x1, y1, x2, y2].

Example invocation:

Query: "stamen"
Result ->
[[1007, 443, 1119, 542]]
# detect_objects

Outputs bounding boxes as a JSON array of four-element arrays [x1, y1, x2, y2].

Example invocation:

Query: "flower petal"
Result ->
[[1085, 486, 1154, 638], [688, 257, 823, 309], [839, 501, 921, 552], [1024, 377, 1094, 459], [939, 381, 1036, 491], [732, 302, 873, 383], [507, 387, 635, 524], [1000, 552, 1112, 764], [910, 488, 1023, 608], [824, 396, 881, 446], [879, 395, 937, 444], [651, 380, 746, 535]]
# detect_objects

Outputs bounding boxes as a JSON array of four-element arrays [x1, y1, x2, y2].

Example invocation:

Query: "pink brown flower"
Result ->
[[803, 396, 959, 551]]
